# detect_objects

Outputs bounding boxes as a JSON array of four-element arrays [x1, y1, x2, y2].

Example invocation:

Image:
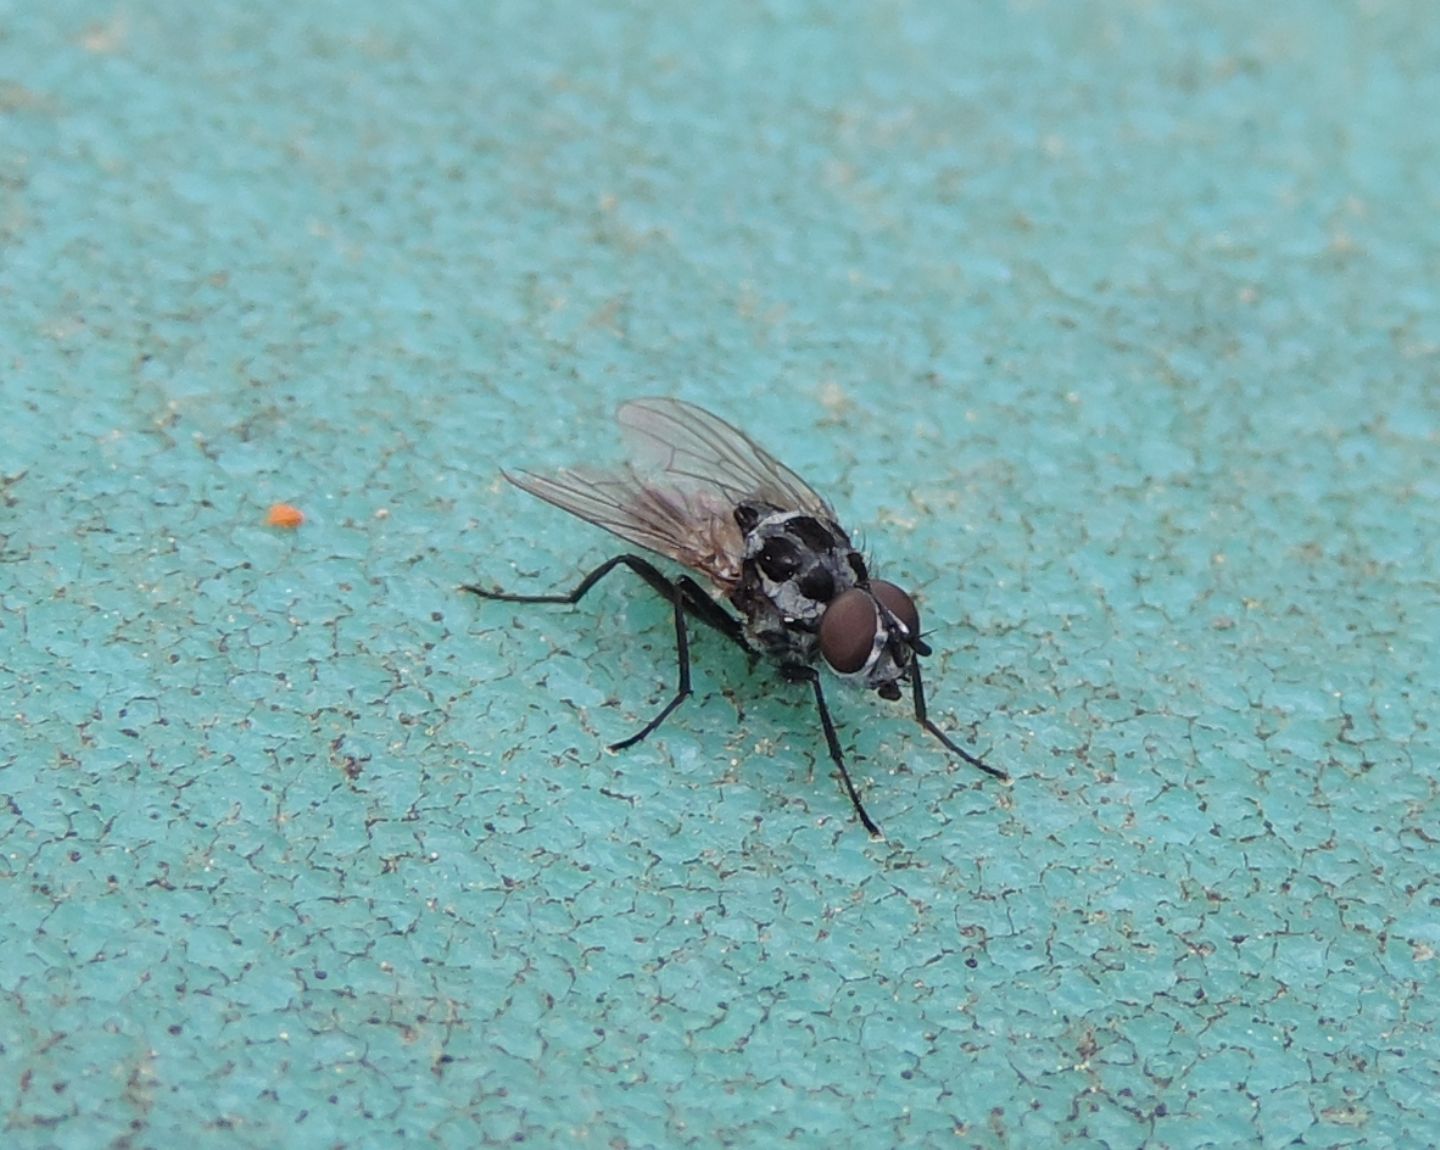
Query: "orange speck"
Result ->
[[266, 503, 305, 528]]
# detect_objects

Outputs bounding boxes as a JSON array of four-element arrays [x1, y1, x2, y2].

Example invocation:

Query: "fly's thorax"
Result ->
[[735, 504, 866, 628]]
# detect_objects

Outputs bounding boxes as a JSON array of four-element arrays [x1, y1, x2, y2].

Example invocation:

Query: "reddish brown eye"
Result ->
[[819, 589, 878, 673], [870, 580, 920, 638]]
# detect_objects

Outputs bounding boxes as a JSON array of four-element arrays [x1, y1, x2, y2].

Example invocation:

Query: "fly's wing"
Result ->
[[504, 398, 833, 590], [504, 465, 747, 589], [617, 397, 836, 520]]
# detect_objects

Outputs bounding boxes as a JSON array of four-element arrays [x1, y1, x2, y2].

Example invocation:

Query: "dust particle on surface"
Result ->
[[266, 503, 305, 528]]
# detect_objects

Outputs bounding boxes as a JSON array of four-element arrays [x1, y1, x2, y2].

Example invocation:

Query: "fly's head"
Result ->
[[817, 580, 930, 699]]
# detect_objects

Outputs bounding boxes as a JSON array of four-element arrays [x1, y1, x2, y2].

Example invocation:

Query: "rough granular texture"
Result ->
[[2, 3, 1436, 1147]]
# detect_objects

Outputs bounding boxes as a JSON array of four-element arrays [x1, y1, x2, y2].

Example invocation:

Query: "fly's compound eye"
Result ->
[[819, 588, 878, 674], [870, 580, 920, 639]]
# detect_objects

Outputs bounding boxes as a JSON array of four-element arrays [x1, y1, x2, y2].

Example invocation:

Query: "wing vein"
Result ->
[[500, 397, 834, 588]]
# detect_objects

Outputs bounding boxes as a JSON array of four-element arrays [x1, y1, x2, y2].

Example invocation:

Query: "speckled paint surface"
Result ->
[[2, 2, 1437, 1147]]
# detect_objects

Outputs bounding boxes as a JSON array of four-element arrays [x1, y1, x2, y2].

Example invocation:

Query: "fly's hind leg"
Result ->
[[671, 574, 754, 658], [463, 555, 744, 752]]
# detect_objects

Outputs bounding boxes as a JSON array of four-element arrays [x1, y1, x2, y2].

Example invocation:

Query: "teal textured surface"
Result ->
[[2, 2, 1437, 1147]]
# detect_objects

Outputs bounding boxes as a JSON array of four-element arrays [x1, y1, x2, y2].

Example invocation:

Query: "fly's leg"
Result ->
[[779, 663, 883, 838], [463, 554, 741, 751], [909, 658, 1007, 780], [463, 559, 743, 648], [671, 574, 753, 656], [609, 576, 691, 750]]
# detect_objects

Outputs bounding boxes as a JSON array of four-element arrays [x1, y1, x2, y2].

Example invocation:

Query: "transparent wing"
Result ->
[[502, 398, 834, 589], [617, 397, 835, 519], [504, 465, 747, 589]]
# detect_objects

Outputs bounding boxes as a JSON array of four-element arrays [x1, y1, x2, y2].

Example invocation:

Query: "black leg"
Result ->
[[672, 574, 754, 657], [910, 658, 1007, 780], [463, 554, 740, 751], [463, 557, 749, 651], [609, 580, 691, 751], [465, 553, 672, 608], [780, 663, 883, 837]]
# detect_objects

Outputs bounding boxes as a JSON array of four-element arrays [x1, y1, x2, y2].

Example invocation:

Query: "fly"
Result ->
[[464, 397, 1006, 836]]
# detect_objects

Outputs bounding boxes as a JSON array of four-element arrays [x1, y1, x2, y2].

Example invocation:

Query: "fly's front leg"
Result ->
[[464, 554, 707, 752], [779, 663, 883, 838], [909, 658, 1007, 780]]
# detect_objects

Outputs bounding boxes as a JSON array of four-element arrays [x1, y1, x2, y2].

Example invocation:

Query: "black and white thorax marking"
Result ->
[[464, 397, 1005, 838], [732, 504, 863, 659], [731, 503, 917, 701]]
